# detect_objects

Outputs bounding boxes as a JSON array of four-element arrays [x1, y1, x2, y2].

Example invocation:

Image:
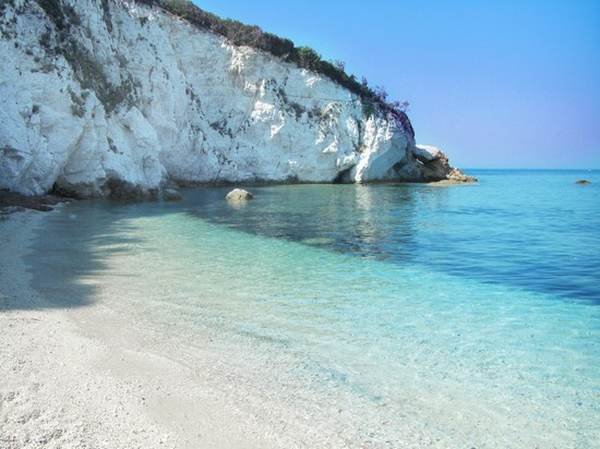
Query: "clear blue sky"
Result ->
[[194, 0, 600, 169]]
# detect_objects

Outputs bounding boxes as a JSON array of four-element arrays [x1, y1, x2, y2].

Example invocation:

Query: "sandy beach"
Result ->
[[1, 210, 180, 448], [0, 210, 292, 449], [0, 209, 387, 449]]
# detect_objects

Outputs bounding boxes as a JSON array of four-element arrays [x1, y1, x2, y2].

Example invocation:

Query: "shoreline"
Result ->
[[0, 209, 390, 449], [0, 190, 71, 216], [0, 210, 276, 449], [2, 188, 596, 449], [0, 175, 479, 216], [0, 210, 180, 448]]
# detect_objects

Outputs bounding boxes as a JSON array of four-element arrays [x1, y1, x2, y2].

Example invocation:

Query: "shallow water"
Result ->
[[29, 170, 600, 447]]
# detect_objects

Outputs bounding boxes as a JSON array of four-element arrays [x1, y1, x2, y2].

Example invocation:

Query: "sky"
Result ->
[[194, 0, 600, 169]]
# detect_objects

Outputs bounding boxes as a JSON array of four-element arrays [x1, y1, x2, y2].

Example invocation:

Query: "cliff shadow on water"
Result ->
[[16, 202, 152, 311], [10, 173, 600, 312], [9, 184, 422, 311], [184, 184, 421, 260]]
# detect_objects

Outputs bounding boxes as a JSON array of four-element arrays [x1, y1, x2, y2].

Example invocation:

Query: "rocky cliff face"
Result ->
[[0, 0, 469, 198]]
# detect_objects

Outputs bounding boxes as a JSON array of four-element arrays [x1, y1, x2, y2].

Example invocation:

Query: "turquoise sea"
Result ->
[[28, 170, 600, 447]]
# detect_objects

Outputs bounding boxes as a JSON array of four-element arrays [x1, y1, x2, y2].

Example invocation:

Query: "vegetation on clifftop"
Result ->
[[136, 0, 414, 137]]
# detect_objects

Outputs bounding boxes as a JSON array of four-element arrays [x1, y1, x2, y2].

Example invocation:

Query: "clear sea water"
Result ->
[[29, 170, 600, 448]]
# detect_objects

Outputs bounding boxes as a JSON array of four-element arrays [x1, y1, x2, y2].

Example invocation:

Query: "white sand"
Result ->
[[1, 209, 394, 449], [3, 208, 585, 449], [0, 210, 281, 449]]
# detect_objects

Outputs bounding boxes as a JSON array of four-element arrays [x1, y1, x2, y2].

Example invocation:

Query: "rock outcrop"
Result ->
[[0, 0, 471, 198], [162, 188, 182, 201], [225, 188, 253, 202], [413, 145, 476, 184]]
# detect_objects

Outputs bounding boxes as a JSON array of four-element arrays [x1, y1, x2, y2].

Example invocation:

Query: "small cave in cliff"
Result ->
[[333, 167, 354, 184]]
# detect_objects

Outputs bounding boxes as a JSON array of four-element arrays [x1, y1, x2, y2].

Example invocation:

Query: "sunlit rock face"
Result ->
[[0, 0, 464, 197]]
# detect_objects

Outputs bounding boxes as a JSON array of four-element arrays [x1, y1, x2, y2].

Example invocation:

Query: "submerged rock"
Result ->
[[0, 190, 68, 213], [226, 189, 254, 202], [163, 189, 183, 202], [576, 180, 592, 185]]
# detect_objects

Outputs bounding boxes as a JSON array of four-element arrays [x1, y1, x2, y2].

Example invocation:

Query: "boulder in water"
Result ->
[[576, 180, 592, 185], [226, 189, 254, 202], [163, 188, 183, 202]]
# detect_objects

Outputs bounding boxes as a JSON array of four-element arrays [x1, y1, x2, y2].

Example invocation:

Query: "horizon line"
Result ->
[[462, 167, 600, 171]]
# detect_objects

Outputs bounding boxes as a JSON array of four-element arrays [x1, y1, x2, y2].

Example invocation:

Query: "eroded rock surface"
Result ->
[[163, 188, 183, 201], [412, 145, 476, 184], [1, 0, 469, 198], [226, 188, 254, 202]]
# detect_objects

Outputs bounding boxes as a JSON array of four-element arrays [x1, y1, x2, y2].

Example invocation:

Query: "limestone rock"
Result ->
[[413, 145, 444, 163], [226, 189, 254, 202], [0, 1, 466, 197], [163, 189, 183, 202], [447, 168, 478, 184], [409, 145, 476, 183]]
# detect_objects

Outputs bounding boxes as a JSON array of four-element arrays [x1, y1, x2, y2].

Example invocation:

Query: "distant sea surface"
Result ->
[[30, 170, 600, 448]]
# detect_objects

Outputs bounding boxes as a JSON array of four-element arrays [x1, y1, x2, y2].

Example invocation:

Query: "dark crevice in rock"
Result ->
[[333, 167, 354, 184], [100, 0, 113, 33], [36, 0, 80, 32]]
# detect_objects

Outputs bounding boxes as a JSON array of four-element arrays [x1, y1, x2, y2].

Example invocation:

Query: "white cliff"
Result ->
[[0, 0, 470, 198]]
